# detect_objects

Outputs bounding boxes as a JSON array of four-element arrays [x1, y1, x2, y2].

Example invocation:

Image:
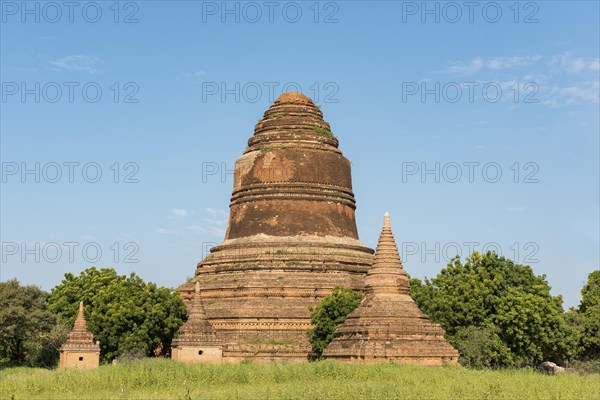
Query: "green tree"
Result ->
[[410, 252, 576, 367], [579, 270, 600, 310], [568, 270, 600, 360], [306, 286, 364, 358], [0, 280, 61, 367], [449, 325, 512, 369], [48, 267, 187, 362]]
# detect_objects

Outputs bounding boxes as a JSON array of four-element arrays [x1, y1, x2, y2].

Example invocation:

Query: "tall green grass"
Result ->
[[1, 358, 598, 400]]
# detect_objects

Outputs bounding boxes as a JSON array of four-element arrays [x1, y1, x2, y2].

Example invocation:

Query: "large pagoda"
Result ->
[[178, 92, 374, 362]]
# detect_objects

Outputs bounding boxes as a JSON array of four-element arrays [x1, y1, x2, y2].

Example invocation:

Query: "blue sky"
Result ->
[[1, 1, 598, 308]]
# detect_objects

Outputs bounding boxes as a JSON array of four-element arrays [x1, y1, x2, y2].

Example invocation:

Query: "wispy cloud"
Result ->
[[157, 208, 227, 238], [180, 69, 207, 81], [419, 52, 599, 107], [550, 53, 600, 74], [49, 55, 103, 74], [184, 208, 228, 238], [446, 58, 484, 74], [171, 208, 192, 218], [444, 53, 598, 78], [543, 81, 600, 107], [153, 228, 180, 235], [203, 218, 226, 226], [185, 225, 226, 238], [206, 208, 227, 218], [446, 56, 542, 75]]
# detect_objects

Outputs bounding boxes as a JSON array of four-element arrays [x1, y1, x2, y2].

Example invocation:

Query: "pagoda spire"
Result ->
[[172, 282, 219, 346], [59, 301, 100, 368], [187, 282, 212, 331], [63, 301, 97, 345], [323, 212, 459, 364], [73, 301, 87, 330], [171, 282, 222, 362], [364, 212, 410, 296]]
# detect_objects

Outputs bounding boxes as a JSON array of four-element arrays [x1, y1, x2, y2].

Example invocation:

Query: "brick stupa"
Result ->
[[179, 92, 374, 362], [172, 282, 223, 363], [59, 302, 100, 369], [323, 213, 459, 365]]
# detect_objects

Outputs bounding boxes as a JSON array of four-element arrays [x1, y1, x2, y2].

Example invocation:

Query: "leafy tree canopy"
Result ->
[[48, 267, 187, 362], [579, 270, 600, 312], [567, 270, 600, 360], [0, 280, 65, 367], [410, 251, 577, 367], [306, 286, 364, 358]]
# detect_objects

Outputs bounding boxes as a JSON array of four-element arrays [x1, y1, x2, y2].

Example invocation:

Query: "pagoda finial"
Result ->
[[73, 301, 87, 330], [375, 212, 400, 260], [171, 281, 219, 349], [364, 213, 410, 296], [184, 282, 210, 327], [60, 301, 98, 350]]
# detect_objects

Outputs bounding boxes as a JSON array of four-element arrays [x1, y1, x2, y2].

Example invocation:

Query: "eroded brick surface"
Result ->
[[178, 93, 373, 362]]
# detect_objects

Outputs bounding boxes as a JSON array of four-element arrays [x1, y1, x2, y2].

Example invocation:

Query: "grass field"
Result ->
[[1, 358, 598, 400]]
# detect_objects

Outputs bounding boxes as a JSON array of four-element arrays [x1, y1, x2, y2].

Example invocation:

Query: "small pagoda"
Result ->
[[171, 282, 223, 363], [323, 213, 459, 365], [59, 302, 100, 369]]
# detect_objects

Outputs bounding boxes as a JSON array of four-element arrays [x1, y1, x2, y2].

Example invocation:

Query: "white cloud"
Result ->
[[171, 208, 192, 218], [202, 208, 228, 228], [203, 218, 225, 226], [543, 81, 600, 107], [185, 225, 225, 238], [487, 56, 543, 69], [206, 208, 227, 218], [49, 55, 102, 74], [446, 57, 485, 74], [446, 56, 542, 75], [550, 53, 600, 74], [180, 70, 207, 81], [170, 208, 228, 238], [205, 210, 226, 222]]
